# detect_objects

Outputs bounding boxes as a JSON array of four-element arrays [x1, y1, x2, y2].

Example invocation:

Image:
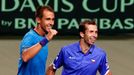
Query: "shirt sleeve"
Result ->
[[99, 52, 110, 75], [20, 35, 34, 55], [52, 48, 64, 70]]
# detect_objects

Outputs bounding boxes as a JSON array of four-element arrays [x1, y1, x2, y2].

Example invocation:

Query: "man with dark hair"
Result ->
[[17, 5, 57, 75], [46, 20, 112, 75]]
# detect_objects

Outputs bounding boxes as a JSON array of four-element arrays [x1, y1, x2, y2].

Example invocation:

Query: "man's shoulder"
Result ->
[[93, 44, 106, 55], [23, 29, 37, 39], [63, 42, 78, 48]]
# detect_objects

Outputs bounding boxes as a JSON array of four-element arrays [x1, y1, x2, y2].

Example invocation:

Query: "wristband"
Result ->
[[39, 37, 49, 47]]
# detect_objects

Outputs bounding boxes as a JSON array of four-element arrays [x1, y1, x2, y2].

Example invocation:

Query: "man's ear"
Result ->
[[36, 17, 41, 24], [80, 32, 84, 38]]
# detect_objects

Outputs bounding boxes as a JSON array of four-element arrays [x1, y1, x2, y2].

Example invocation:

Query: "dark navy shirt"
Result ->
[[53, 42, 109, 75]]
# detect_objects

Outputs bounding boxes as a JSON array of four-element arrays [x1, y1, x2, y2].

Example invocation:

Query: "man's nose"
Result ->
[[50, 20, 54, 25], [93, 32, 98, 38]]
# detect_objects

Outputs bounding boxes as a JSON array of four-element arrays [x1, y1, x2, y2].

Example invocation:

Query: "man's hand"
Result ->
[[46, 29, 58, 41], [46, 64, 56, 75]]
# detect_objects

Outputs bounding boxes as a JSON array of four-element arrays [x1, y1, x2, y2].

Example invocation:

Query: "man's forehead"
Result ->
[[43, 11, 55, 18], [85, 25, 97, 32], [85, 24, 97, 28]]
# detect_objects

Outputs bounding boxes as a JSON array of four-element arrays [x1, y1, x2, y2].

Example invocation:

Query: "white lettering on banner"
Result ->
[[124, 18, 134, 29], [82, 0, 100, 12], [112, 19, 124, 29], [58, 18, 69, 29], [14, 18, 36, 29], [20, 0, 36, 12], [58, 18, 79, 29], [67, 19, 79, 29], [82, 0, 134, 13], [1, 0, 134, 12], [1, 0, 19, 12], [37, 0, 49, 6], [57, 18, 134, 30], [0, 0, 133, 34], [1, 20, 12, 27], [0, 0, 73, 12], [11, 18, 134, 30], [1, 0, 50, 12], [99, 18, 134, 29], [61, 0, 74, 12], [121, 0, 134, 12], [100, 19, 111, 29]]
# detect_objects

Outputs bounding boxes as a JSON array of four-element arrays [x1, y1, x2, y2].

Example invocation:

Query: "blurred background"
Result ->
[[0, 0, 134, 75]]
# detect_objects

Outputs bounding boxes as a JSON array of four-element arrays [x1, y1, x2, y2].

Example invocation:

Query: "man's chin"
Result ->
[[90, 42, 95, 45], [43, 29, 48, 34], [87, 43, 94, 46]]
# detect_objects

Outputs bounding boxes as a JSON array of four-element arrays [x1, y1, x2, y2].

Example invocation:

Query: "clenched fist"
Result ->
[[46, 29, 58, 41]]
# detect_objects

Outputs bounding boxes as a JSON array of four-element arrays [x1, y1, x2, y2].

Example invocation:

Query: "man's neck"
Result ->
[[80, 39, 91, 54], [34, 26, 46, 36]]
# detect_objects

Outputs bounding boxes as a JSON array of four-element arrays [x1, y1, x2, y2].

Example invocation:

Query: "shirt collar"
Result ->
[[77, 41, 95, 55]]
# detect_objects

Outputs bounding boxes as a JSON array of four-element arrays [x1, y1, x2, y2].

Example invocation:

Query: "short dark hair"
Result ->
[[79, 20, 96, 33], [35, 5, 54, 18]]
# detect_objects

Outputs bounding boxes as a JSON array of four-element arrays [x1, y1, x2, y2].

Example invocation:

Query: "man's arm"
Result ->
[[98, 51, 112, 75], [46, 64, 56, 75], [22, 43, 43, 62], [106, 71, 112, 75], [22, 29, 58, 62], [47, 46, 64, 75]]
